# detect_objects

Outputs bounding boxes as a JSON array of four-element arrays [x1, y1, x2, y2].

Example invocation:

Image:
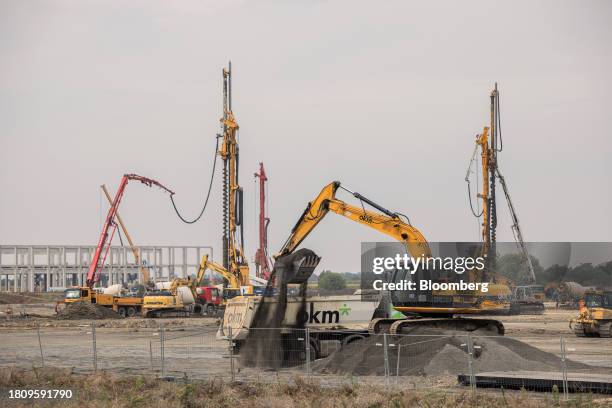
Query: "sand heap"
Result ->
[[313, 334, 591, 376], [56, 301, 123, 320]]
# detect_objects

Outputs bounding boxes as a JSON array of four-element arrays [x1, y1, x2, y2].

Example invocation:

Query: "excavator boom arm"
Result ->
[[278, 181, 431, 260], [326, 200, 431, 257], [200, 254, 240, 289], [279, 181, 339, 256]]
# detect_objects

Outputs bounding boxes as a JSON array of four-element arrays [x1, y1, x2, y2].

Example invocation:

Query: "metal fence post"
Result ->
[[149, 340, 153, 370], [91, 322, 97, 372], [560, 335, 569, 400], [466, 333, 475, 394], [228, 326, 235, 382], [159, 323, 165, 378], [383, 333, 390, 387], [305, 328, 311, 379], [396, 342, 401, 384], [36, 322, 44, 367]]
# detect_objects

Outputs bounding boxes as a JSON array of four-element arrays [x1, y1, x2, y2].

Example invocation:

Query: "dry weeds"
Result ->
[[1, 367, 610, 407]]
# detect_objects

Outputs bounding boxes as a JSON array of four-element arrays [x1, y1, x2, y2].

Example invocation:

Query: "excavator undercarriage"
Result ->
[[369, 316, 504, 336]]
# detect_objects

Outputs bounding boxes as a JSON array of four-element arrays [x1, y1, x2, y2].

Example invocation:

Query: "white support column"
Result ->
[[77, 247, 82, 286], [62, 247, 66, 288], [123, 246, 128, 285], [29, 247, 34, 292], [109, 248, 114, 285], [14, 247, 18, 293], [46, 246, 51, 291]]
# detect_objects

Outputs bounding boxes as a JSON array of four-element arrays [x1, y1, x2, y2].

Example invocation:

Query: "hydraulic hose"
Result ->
[[170, 136, 219, 224]]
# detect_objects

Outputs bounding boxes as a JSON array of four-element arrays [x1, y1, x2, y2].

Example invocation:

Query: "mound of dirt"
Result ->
[[56, 302, 123, 320], [312, 334, 592, 376]]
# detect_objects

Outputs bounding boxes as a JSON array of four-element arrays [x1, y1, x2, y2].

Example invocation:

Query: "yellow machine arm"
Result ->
[[166, 255, 211, 296], [278, 181, 431, 259], [199, 254, 241, 289]]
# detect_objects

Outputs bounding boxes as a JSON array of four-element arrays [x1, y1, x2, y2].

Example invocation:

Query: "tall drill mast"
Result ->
[[218, 63, 249, 286], [467, 84, 535, 282], [487, 84, 500, 268], [254, 163, 270, 279]]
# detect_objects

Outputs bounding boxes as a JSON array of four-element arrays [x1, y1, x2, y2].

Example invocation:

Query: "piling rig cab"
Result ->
[[570, 290, 612, 337], [222, 180, 507, 348], [59, 174, 174, 316]]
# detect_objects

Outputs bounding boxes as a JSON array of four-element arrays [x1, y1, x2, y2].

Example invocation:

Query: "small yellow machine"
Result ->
[[141, 255, 209, 318], [570, 290, 612, 337]]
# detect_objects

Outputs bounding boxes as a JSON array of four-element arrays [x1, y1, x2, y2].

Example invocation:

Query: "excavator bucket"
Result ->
[[273, 248, 321, 285]]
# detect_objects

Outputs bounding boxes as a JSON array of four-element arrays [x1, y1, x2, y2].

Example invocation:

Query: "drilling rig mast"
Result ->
[[466, 84, 536, 283], [254, 162, 271, 279], [218, 63, 250, 288]]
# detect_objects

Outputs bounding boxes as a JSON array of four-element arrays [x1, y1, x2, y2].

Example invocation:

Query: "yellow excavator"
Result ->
[[223, 180, 507, 339], [200, 254, 248, 300], [570, 290, 612, 337], [141, 254, 209, 317], [283, 181, 507, 334]]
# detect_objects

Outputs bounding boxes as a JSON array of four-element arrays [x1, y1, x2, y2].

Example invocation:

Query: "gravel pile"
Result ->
[[312, 334, 591, 376]]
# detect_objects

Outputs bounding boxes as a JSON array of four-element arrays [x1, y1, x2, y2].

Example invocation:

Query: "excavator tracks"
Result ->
[[369, 317, 505, 336], [597, 322, 612, 338], [510, 301, 545, 315]]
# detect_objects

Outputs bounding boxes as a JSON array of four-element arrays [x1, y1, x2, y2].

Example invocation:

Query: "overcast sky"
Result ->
[[1, 0, 611, 272]]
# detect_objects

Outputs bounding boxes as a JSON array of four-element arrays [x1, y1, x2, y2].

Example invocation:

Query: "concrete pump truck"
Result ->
[[59, 174, 174, 317]]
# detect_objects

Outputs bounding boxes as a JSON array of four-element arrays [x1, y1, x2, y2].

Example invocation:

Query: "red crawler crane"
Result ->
[[253, 163, 271, 279]]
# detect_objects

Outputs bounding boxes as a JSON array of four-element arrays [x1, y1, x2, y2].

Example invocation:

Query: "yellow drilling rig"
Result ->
[[465, 84, 544, 314], [203, 63, 253, 301]]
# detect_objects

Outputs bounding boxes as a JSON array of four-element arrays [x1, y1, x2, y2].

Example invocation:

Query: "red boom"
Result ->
[[86, 174, 174, 287]]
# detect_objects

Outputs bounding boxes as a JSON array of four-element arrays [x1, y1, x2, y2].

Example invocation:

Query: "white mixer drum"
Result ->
[[103, 284, 122, 295], [176, 286, 195, 305]]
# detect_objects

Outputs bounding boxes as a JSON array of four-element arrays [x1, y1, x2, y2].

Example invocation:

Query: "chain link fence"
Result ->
[[2, 324, 612, 398]]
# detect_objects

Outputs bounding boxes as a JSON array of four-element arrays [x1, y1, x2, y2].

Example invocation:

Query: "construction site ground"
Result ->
[[1, 296, 611, 396]]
